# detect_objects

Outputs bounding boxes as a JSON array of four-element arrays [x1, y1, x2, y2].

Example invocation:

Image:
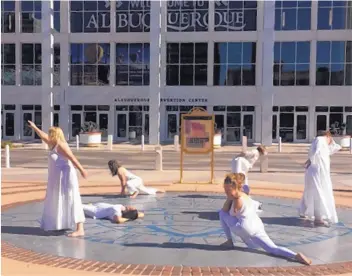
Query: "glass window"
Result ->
[[116, 43, 150, 86], [116, 0, 150, 32], [273, 41, 310, 86], [70, 43, 110, 86], [1, 44, 16, 85], [21, 43, 42, 85], [53, 44, 60, 86], [70, 1, 110, 33], [54, 0, 60, 32], [318, 0, 352, 30], [275, 0, 311, 31], [214, 42, 256, 86], [21, 0, 42, 33], [1, 1, 15, 33], [316, 41, 352, 86], [214, 0, 257, 31], [166, 42, 208, 86], [167, 0, 208, 32]]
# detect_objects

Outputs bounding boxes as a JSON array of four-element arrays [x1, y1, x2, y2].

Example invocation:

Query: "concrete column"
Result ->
[[110, 1, 116, 87], [15, 0, 20, 33], [41, 0, 54, 133], [108, 106, 115, 139], [59, 0, 70, 140], [207, 1, 215, 86], [260, 0, 275, 146], [149, 0, 162, 145], [15, 105, 21, 140]]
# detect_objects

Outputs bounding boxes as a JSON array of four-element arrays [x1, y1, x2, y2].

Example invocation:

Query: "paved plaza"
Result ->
[[2, 193, 352, 269]]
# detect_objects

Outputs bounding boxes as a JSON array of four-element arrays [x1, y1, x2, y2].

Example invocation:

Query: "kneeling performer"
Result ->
[[83, 202, 144, 224], [108, 159, 165, 198]]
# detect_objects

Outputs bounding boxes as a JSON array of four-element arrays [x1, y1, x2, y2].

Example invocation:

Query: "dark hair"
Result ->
[[121, 209, 138, 220], [257, 145, 266, 155], [318, 130, 332, 137], [108, 160, 121, 176]]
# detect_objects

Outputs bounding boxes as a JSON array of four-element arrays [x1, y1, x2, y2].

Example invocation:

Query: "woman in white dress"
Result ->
[[28, 121, 87, 237], [108, 160, 165, 198], [299, 131, 341, 227], [219, 173, 311, 265]]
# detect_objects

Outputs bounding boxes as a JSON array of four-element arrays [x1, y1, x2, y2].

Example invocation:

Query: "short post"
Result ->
[[108, 135, 113, 151], [350, 138, 352, 154], [76, 135, 79, 151], [174, 135, 179, 151], [141, 135, 145, 151], [278, 137, 282, 153], [242, 136, 247, 152], [260, 155, 268, 173], [155, 146, 163, 171], [5, 144, 10, 168]]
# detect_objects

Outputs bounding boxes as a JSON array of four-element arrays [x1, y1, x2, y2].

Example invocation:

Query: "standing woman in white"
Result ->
[[28, 121, 87, 237], [108, 160, 165, 198], [219, 173, 311, 265], [299, 131, 341, 227]]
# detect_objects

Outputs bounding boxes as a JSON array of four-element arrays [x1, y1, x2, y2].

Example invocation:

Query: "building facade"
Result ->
[[1, 0, 352, 144]]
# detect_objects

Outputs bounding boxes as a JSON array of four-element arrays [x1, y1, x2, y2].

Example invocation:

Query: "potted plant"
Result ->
[[330, 121, 351, 148], [213, 128, 222, 149], [79, 121, 102, 147]]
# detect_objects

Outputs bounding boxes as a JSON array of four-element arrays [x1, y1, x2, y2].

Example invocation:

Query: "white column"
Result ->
[[41, 0, 54, 133], [149, 0, 162, 145], [108, 106, 115, 138], [207, 1, 215, 86], [15, 1, 21, 85], [110, 1, 116, 87], [59, 0, 70, 140], [260, 0, 275, 146]]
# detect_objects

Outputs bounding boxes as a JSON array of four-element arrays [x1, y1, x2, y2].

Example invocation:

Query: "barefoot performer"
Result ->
[[28, 121, 87, 237], [83, 202, 144, 224], [108, 160, 165, 198], [219, 173, 312, 266]]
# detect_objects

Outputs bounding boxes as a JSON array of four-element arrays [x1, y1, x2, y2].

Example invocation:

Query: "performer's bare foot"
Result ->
[[299, 214, 308, 219], [68, 230, 85, 237], [157, 189, 166, 193], [130, 191, 139, 198], [314, 220, 330, 227], [220, 240, 234, 248], [295, 253, 312, 265]]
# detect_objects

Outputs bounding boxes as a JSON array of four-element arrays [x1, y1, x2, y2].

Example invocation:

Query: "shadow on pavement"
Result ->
[[261, 217, 313, 228], [81, 194, 126, 199], [181, 211, 219, 221], [1, 226, 67, 236], [177, 194, 225, 199]]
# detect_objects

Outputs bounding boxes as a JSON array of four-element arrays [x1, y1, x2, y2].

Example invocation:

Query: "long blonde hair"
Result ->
[[48, 127, 66, 145], [224, 173, 246, 191]]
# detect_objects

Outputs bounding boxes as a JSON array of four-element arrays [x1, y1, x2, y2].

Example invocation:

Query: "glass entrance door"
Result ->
[[98, 112, 108, 140], [316, 113, 328, 136], [345, 114, 352, 135], [3, 111, 15, 139], [22, 112, 33, 140], [71, 112, 82, 138], [143, 113, 149, 141], [279, 113, 294, 142], [242, 113, 254, 141], [167, 112, 178, 140], [295, 113, 308, 142], [226, 112, 241, 143], [214, 113, 225, 140], [116, 112, 128, 140]]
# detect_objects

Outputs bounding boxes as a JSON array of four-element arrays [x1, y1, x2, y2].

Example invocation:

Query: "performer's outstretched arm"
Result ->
[[27, 120, 49, 144]]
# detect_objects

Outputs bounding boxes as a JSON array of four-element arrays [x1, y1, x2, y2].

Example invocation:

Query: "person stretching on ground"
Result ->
[[108, 160, 165, 198], [83, 202, 144, 224]]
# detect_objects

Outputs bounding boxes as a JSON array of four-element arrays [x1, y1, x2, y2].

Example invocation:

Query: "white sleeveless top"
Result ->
[[124, 169, 140, 181], [229, 195, 255, 219]]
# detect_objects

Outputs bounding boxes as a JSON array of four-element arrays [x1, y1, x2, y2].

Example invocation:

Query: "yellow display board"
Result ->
[[180, 107, 215, 184]]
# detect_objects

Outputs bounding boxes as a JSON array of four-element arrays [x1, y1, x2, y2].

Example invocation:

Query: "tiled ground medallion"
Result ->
[[2, 193, 352, 271]]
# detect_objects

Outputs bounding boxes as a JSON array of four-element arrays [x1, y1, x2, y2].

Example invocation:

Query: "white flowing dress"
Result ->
[[40, 145, 85, 231], [125, 169, 158, 195], [299, 137, 341, 223]]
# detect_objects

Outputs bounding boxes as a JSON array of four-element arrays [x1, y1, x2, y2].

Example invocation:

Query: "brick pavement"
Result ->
[[2, 171, 352, 276]]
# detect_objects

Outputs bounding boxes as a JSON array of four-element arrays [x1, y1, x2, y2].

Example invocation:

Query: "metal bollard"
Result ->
[[155, 146, 163, 171], [278, 137, 282, 153], [141, 135, 145, 151], [76, 135, 79, 151], [350, 138, 352, 154], [108, 135, 113, 151], [260, 155, 268, 173], [174, 135, 179, 151], [242, 136, 247, 152], [5, 144, 10, 168]]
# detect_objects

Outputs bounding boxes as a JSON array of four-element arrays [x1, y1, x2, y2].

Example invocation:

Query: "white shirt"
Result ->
[[83, 203, 125, 221]]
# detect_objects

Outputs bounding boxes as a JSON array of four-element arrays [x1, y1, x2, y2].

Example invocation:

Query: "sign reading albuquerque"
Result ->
[[76, 0, 255, 32]]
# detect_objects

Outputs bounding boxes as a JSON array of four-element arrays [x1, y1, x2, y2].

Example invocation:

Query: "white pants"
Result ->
[[83, 203, 121, 220], [127, 178, 158, 195], [219, 210, 296, 259]]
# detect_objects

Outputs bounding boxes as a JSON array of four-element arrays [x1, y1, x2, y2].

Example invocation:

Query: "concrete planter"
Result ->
[[333, 135, 351, 148], [213, 133, 222, 148], [79, 132, 102, 147]]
